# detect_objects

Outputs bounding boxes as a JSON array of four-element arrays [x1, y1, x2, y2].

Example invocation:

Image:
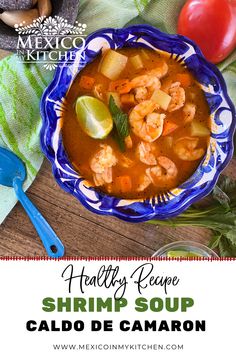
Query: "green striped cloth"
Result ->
[[0, 0, 235, 223]]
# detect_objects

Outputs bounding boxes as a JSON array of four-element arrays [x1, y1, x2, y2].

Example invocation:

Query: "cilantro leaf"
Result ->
[[208, 233, 222, 249], [109, 95, 129, 152], [219, 237, 236, 257]]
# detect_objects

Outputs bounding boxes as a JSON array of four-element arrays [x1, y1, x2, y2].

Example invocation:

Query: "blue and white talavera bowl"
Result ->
[[40, 25, 236, 222]]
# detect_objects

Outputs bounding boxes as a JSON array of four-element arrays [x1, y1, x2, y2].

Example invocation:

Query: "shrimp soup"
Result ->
[[62, 48, 211, 199]]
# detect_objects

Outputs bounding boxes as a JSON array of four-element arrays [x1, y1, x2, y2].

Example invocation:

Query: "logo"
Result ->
[[15, 16, 87, 70]]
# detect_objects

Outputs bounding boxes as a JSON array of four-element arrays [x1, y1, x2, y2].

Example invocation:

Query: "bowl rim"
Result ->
[[151, 240, 220, 258], [40, 24, 236, 222]]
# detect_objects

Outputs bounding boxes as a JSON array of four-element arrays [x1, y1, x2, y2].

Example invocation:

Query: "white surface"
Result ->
[[0, 259, 235, 353]]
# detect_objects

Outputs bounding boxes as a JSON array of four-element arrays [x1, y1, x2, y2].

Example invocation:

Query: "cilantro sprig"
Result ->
[[149, 175, 236, 257]]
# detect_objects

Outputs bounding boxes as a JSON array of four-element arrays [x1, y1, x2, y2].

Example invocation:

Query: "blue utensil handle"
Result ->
[[13, 177, 64, 258]]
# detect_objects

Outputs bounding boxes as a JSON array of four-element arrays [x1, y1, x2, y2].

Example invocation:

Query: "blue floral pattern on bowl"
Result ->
[[40, 25, 235, 222]]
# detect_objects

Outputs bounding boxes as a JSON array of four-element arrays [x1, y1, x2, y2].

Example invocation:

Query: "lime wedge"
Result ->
[[75, 96, 113, 139], [167, 250, 202, 258]]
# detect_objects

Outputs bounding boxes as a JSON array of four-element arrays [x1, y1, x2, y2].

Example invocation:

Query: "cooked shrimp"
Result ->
[[148, 60, 168, 79], [108, 75, 160, 102], [173, 137, 205, 161], [146, 156, 178, 185], [137, 174, 151, 192], [111, 62, 167, 102], [93, 84, 104, 100], [93, 168, 112, 186], [90, 144, 117, 173], [168, 82, 185, 112], [183, 102, 196, 124], [129, 100, 166, 142], [157, 156, 178, 178], [118, 155, 134, 168], [136, 141, 157, 165], [90, 144, 117, 185], [134, 87, 148, 102], [131, 75, 161, 93], [146, 165, 162, 184]]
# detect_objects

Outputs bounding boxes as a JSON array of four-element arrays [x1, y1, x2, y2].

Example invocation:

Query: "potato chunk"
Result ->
[[151, 89, 172, 110], [130, 55, 143, 70], [99, 50, 128, 80], [190, 121, 210, 137]]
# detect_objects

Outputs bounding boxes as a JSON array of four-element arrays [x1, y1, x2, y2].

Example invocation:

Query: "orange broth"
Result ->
[[62, 48, 210, 199]]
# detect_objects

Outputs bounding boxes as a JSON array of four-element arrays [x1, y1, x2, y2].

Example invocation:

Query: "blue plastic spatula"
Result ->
[[0, 146, 64, 258]]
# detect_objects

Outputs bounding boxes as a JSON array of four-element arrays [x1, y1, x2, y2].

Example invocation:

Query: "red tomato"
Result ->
[[177, 0, 236, 63]]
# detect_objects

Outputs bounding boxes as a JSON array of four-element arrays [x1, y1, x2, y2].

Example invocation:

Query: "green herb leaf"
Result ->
[[148, 174, 236, 257], [208, 233, 222, 249], [219, 237, 236, 257], [109, 95, 129, 152], [112, 129, 125, 152], [216, 175, 236, 198], [212, 185, 230, 210], [224, 229, 236, 247]]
